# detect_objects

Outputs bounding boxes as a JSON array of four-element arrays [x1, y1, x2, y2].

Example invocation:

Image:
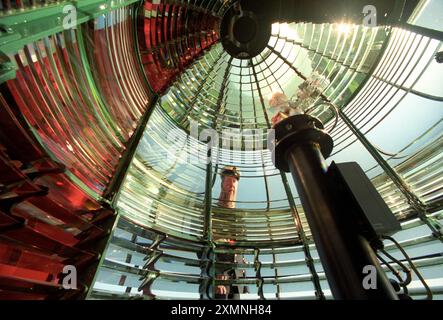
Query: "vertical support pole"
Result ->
[[84, 212, 119, 299], [271, 114, 398, 300], [103, 95, 159, 202], [287, 142, 397, 299], [203, 140, 213, 243], [279, 172, 326, 300], [200, 139, 215, 300], [251, 62, 325, 299]]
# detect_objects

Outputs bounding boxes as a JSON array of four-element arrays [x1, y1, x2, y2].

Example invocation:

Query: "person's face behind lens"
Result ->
[[222, 175, 238, 194]]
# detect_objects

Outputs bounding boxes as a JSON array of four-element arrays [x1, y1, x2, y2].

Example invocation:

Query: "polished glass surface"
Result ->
[[0, 0, 441, 301]]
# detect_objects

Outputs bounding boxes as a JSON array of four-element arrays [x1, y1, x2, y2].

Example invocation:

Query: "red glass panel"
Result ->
[[139, 1, 220, 93]]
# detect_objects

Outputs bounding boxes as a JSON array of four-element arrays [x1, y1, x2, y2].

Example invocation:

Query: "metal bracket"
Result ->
[[0, 59, 17, 83]]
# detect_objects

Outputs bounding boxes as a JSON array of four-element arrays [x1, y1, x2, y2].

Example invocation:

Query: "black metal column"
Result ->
[[270, 114, 398, 300]]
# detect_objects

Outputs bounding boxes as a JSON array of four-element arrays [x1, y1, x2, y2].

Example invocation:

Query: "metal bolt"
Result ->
[[0, 62, 14, 71], [0, 25, 13, 34]]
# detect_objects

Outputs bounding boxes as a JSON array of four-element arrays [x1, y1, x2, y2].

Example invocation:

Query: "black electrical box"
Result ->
[[328, 162, 402, 238]]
